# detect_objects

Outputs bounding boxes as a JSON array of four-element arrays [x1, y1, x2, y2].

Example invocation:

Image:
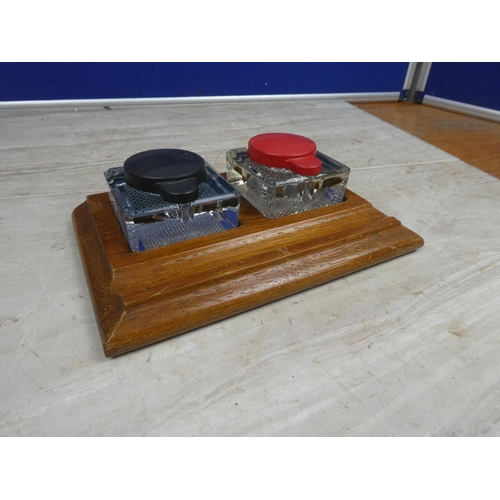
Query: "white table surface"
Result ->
[[1, 100, 499, 436]]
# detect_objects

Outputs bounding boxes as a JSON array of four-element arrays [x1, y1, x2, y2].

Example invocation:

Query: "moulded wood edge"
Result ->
[[72, 191, 424, 357], [72, 201, 126, 350]]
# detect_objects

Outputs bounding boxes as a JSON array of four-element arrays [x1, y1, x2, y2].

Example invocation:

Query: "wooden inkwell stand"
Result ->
[[72, 139, 424, 357]]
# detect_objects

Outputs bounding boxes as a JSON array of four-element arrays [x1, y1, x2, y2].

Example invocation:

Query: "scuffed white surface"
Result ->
[[0, 100, 499, 436]]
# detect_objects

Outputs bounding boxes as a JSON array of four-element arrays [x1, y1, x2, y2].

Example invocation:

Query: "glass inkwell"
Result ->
[[104, 149, 240, 251], [226, 132, 350, 219]]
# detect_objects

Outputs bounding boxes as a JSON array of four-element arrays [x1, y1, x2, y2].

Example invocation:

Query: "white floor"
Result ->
[[1, 100, 499, 436]]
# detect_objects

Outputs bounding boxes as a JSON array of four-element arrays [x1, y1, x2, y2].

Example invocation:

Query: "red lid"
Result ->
[[247, 132, 323, 176]]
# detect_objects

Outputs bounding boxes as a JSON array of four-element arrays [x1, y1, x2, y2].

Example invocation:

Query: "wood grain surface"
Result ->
[[356, 101, 500, 179], [73, 190, 424, 356]]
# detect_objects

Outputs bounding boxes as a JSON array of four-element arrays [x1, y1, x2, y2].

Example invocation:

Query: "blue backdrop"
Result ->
[[425, 63, 500, 112], [0, 63, 408, 101]]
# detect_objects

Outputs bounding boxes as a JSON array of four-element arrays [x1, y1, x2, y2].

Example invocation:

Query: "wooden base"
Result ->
[[72, 190, 424, 357]]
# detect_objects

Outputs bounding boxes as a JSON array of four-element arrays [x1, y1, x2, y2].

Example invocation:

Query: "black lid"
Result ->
[[123, 149, 207, 203]]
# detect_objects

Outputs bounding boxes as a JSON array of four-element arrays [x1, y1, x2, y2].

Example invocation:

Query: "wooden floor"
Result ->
[[356, 102, 500, 180]]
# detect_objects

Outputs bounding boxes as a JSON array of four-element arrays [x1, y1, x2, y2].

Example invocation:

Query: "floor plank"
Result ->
[[356, 101, 500, 179]]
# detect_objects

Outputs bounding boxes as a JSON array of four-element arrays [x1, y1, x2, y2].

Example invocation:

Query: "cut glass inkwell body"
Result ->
[[105, 149, 240, 251], [226, 132, 350, 218]]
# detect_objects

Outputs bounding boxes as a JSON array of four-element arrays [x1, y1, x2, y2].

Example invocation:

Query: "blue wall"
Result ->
[[425, 63, 500, 112], [0, 63, 408, 101]]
